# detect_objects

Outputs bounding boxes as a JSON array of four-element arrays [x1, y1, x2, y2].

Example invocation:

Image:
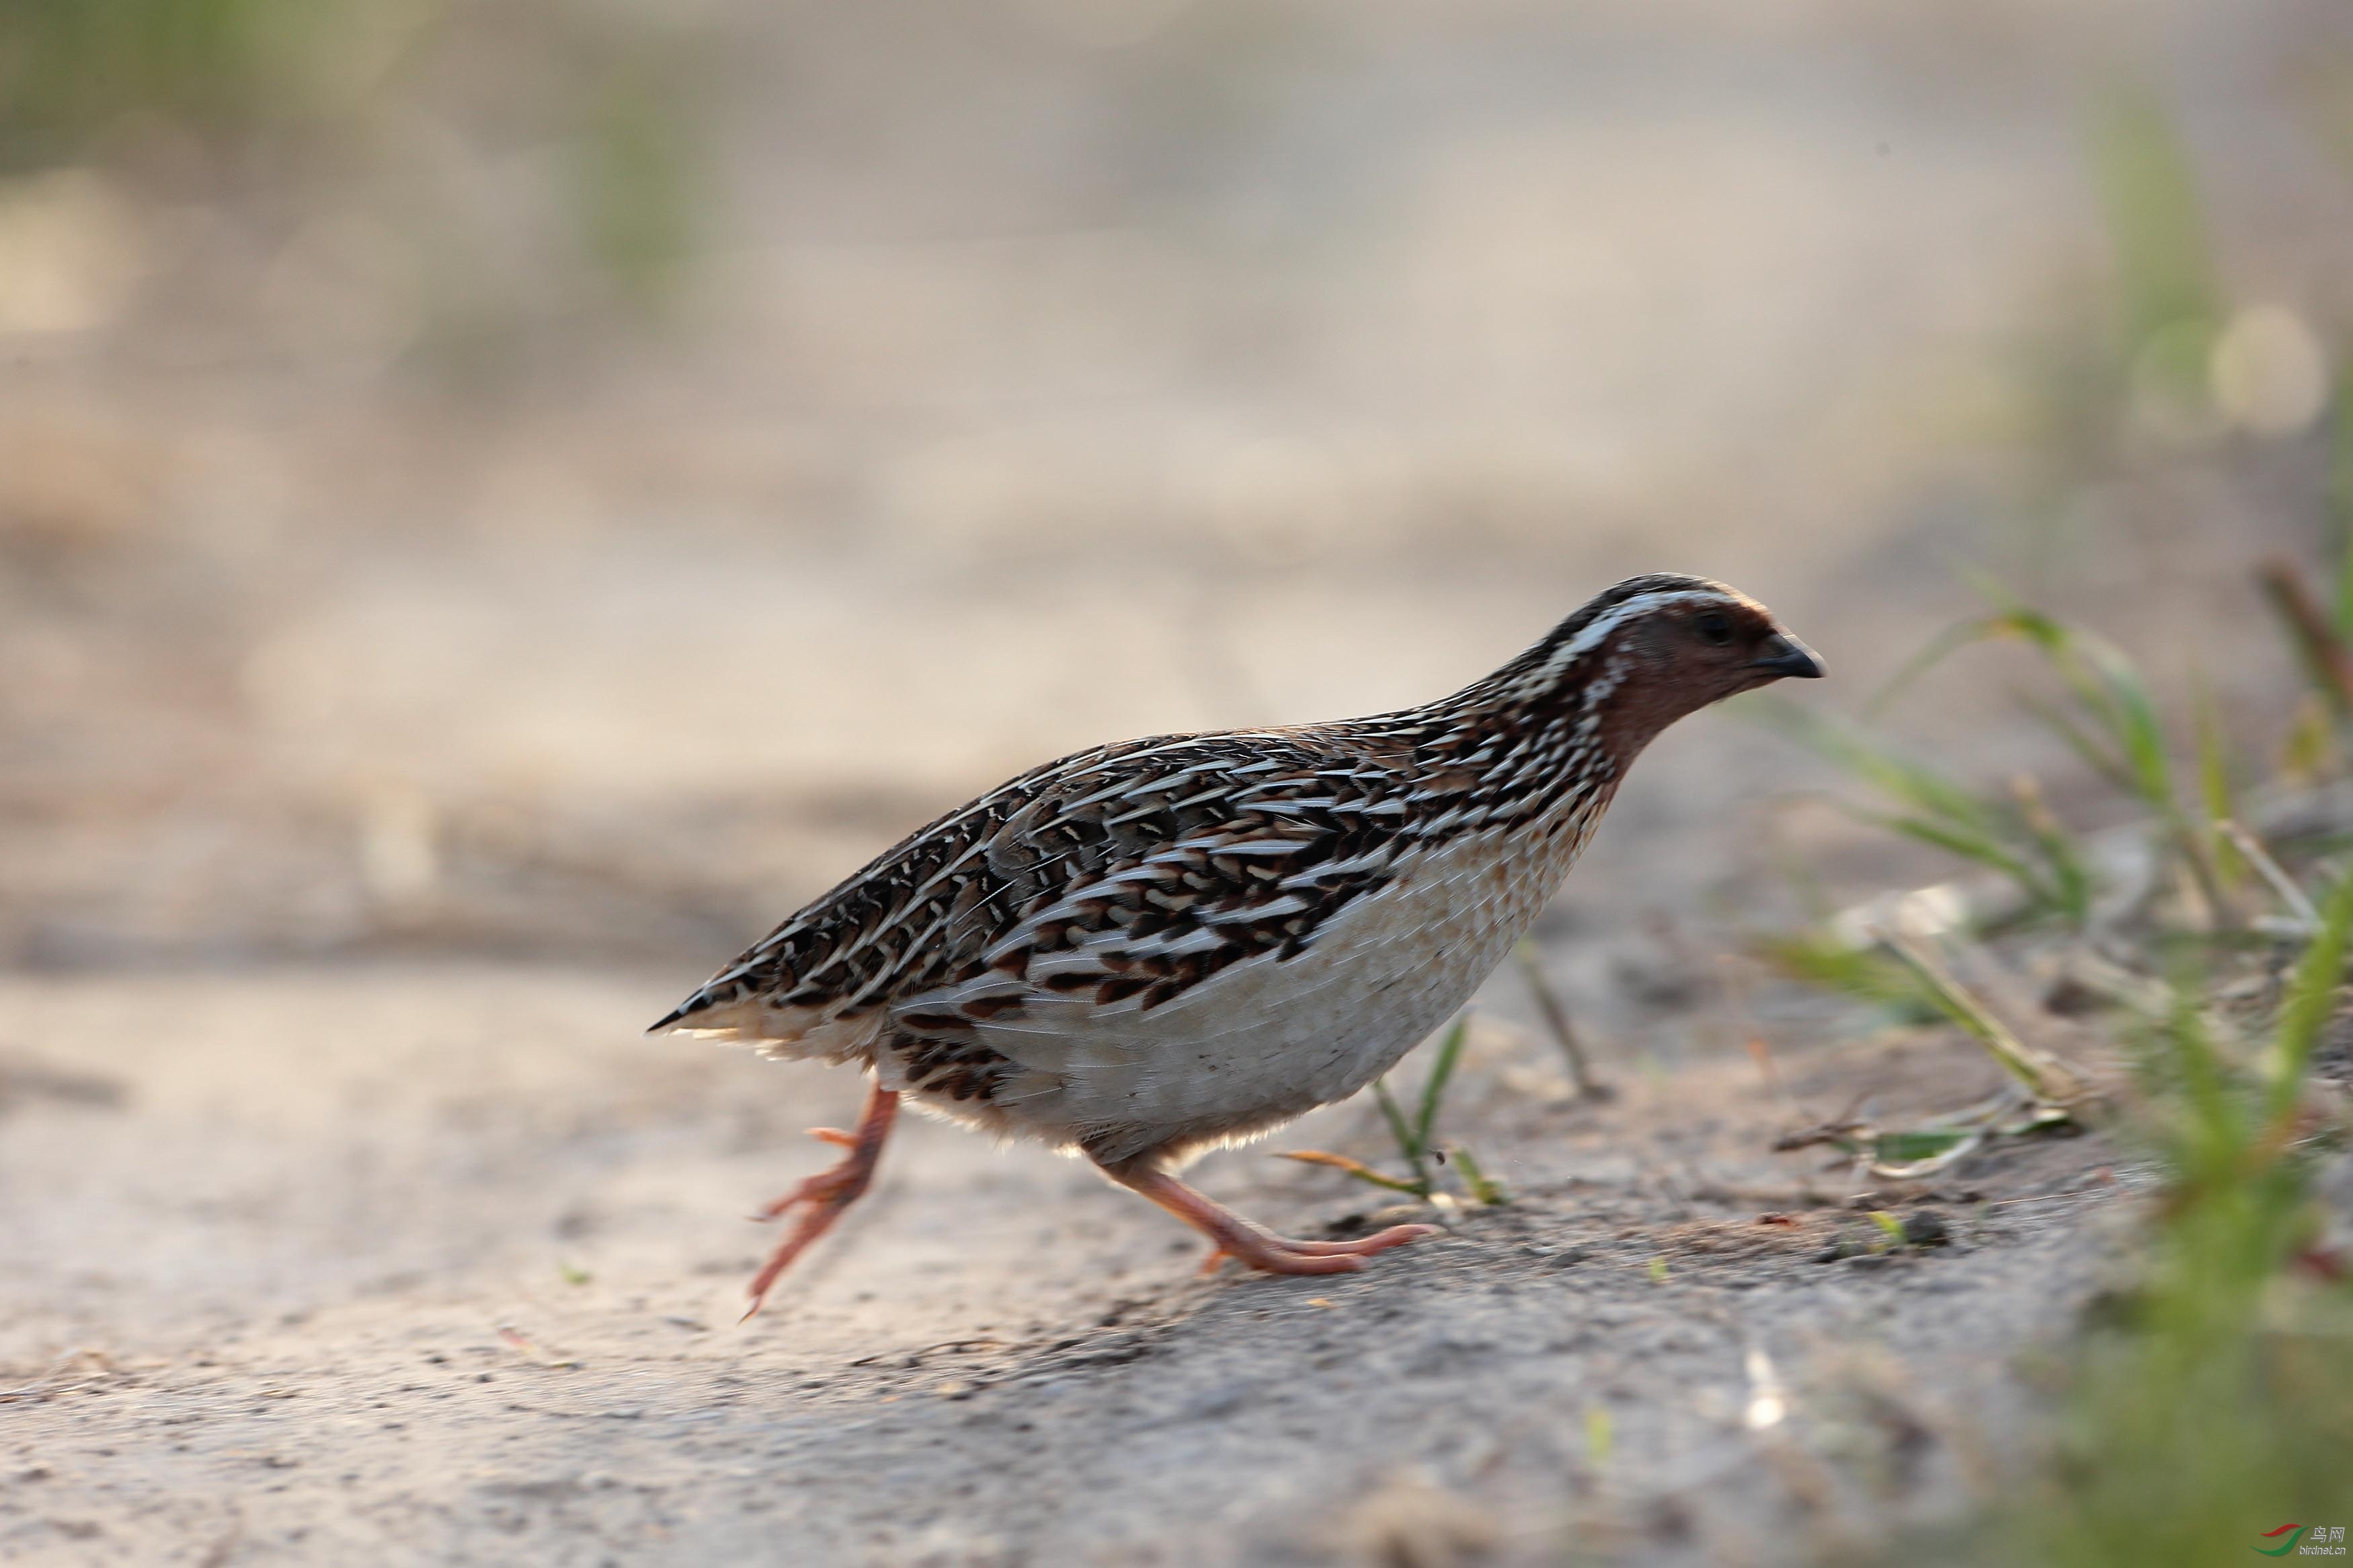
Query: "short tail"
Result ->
[[647, 985, 733, 1036], [647, 981, 824, 1047]]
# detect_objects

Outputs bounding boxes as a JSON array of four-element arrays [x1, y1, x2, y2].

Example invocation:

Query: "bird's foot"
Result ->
[[1099, 1157, 1437, 1279], [742, 1085, 900, 1319], [1198, 1223, 1441, 1276], [748, 1157, 867, 1223]]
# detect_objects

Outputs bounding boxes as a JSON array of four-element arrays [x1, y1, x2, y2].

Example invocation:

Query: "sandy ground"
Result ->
[[0, 409, 2294, 1568], [0, 943, 2132, 1567]]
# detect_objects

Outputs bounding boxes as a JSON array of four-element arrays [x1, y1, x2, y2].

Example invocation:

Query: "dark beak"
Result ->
[[1749, 632, 1824, 680]]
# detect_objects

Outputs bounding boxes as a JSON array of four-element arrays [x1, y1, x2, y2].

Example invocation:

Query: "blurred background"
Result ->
[[4, 0, 2352, 987], [11, 5, 2353, 1563]]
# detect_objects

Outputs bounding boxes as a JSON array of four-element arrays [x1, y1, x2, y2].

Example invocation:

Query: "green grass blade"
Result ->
[[1978, 595, 2236, 917], [1874, 813, 2058, 913], [1753, 698, 1991, 830], [1413, 1014, 1472, 1155], [1277, 1151, 1429, 1197], [2151, 973, 2242, 1191], [2217, 821, 2319, 933], [1862, 614, 2003, 718], [1879, 588, 2182, 829], [2016, 689, 2138, 796], [1881, 934, 2089, 1106], [1752, 930, 1941, 1022], [1450, 1145, 1507, 1206], [2192, 675, 2244, 897], [2009, 774, 2094, 927], [1372, 1077, 1431, 1195], [2264, 867, 2353, 1126], [1514, 940, 1608, 1098], [1868, 1126, 1986, 1179], [1984, 606, 2178, 818]]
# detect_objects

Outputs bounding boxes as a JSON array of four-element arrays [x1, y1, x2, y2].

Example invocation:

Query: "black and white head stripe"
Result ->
[[1473, 574, 1755, 704]]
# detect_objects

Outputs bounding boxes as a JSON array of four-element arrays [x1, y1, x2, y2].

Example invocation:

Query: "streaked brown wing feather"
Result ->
[[651, 728, 1435, 1042]]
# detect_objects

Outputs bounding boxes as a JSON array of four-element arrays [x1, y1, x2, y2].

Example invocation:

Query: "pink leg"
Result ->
[[742, 1082, 900, 1318], [1099, 1159, 1439, 1277]]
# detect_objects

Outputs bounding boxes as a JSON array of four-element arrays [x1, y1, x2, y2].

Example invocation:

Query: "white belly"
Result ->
[[954, 817, 1593, 1163]]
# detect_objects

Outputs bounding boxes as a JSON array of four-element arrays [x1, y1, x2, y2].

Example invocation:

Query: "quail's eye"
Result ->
[[1694, 611, 1733, 645]]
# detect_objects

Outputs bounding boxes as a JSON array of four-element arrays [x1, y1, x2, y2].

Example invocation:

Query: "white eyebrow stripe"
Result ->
[[1550, 589, 1725, 664], [1482, 586, 1748, 703]]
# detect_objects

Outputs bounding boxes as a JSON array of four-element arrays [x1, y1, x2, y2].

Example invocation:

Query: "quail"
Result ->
[[653, 574, 1823, 1311]]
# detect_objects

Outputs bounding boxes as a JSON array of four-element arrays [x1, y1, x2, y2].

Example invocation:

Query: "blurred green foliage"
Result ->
[[1990, 880, 2353, 1567], [2005, 81, 2340, 585], [2089, 84, 2223, 411], [1780, 585, 2353, 1566], [573, 60, 700, 312], [0, 0, 705, 332], [0, 0, 350, 165]]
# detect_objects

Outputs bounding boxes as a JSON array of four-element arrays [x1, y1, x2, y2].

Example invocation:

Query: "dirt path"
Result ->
[[0, 960, 2124, 1566]]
